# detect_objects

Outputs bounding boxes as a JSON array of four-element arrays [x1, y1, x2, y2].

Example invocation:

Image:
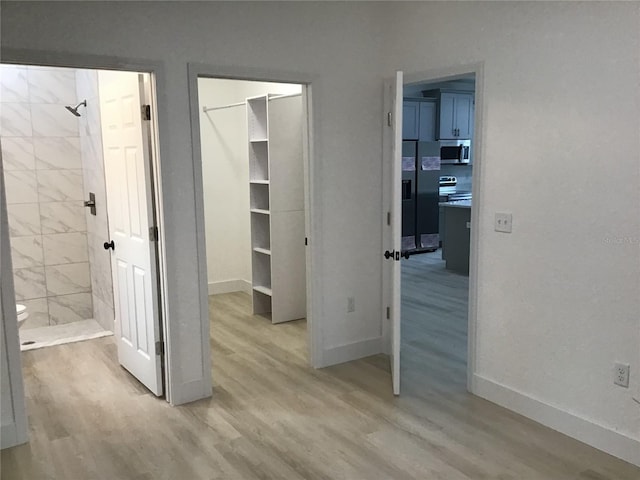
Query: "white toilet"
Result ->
[[16, 304, 28, 329]]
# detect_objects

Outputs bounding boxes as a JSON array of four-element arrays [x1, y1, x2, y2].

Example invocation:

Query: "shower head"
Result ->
[[65, 100, 87, 117]]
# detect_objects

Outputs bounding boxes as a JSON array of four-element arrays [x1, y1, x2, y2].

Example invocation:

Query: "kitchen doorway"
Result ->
[[400, 73, 476, 395], [383, 66, 482, 396]]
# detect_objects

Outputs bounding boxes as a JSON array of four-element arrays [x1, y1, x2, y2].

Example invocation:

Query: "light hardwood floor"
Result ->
[[2, 282, 639, 479]]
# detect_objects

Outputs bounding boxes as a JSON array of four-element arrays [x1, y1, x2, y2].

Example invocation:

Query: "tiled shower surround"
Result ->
[[1, 64, 114, 331], [76, 69, 115, 332]]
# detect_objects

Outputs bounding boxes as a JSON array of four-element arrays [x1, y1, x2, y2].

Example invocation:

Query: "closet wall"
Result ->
[[197, 79, 301, 295]]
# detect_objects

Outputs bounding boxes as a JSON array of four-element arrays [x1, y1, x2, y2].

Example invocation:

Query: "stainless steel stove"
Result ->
[[439, 176, 472, 201], [439, 176, 457, 196]]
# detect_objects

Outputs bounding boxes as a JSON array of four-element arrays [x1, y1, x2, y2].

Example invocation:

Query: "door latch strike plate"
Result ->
[[155, 341, 164, 356], [141, 104, 151, 121], [149, 226, 159, 241]]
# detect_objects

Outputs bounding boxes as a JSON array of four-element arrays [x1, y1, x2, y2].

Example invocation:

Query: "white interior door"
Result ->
[[382, 71, 403, 395], [99, 70, 163, 396]]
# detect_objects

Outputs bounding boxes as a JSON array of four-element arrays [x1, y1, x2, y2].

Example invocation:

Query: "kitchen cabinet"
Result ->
[[418, 102, 436, 141], [423, 90, 474, 140], [439, 92, 473, 139], [402, 101, 419, 140], [402, 98, 436, 141], [440, 202, 471, 275]]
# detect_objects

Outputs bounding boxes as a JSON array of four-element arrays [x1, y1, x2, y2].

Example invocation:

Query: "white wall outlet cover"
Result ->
[[495, 213, 512, 233], [614, 362, 630, 388]]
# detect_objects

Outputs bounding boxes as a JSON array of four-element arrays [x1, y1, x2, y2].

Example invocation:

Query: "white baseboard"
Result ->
[[207, 279, 252, 296], [472, 374, 640, 467], [1, 422, 27, 450], [320, 336, 383, 367]]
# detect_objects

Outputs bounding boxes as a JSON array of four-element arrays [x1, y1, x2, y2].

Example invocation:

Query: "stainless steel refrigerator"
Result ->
[[401, 141, 441, 253]]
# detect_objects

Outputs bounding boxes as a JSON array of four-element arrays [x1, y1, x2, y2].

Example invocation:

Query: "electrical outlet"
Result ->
[[347, 297, 355, 313], [495, 213, 512, 233], [614, 362, 630, 388]]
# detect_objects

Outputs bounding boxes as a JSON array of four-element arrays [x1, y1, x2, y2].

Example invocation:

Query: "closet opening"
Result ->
[[195, 77, 313, 377]]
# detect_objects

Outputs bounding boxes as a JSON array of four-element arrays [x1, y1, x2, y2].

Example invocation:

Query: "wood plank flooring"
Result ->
[[2, 283, 639, 479]]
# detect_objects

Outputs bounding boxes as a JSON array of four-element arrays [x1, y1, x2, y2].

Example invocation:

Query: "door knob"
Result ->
[[103, 240, 115, 251], [384, 250, 394, 259]]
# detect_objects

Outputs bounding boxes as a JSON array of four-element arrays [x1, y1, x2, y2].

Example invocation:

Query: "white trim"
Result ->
[[187, 63, 322, 370], [320, 337, 383, 368], [401, 62, 485, 394], [207, 279, 252, 296], [472, 374, 640, 467]]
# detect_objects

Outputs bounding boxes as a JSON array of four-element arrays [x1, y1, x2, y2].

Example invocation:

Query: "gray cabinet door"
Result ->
[[454, 93, 474, 139], [418, 101, 436, 141], [438, 93, 456, 139], [402, 101, 419, 139]]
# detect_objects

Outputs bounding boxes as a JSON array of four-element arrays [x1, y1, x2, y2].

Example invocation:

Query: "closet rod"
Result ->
[[202, 100, 245, 113], [202, 92, 302, 113]]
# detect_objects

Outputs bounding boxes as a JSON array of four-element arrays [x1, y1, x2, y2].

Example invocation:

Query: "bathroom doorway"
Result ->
[[0, 63, 166, 395]]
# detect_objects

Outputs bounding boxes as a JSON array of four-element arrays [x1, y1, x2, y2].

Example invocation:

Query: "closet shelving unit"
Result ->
[[247, 94, 306, 323]]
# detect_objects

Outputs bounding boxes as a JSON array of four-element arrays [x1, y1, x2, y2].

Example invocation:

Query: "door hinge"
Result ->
[[155, 341, 164, 356], [305, 237, 308, 246], [387, 211, 391, 226], [386, 306, 390, 319], [387, 112, 392, 127], [141, 104, 151, 121], [149, 226, 159, 241]]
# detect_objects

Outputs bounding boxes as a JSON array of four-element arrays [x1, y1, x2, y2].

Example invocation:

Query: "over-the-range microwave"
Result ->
[[439, 140, 471, 164]]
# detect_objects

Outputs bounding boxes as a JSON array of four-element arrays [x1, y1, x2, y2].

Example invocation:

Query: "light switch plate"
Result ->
[[495, 213, 512, 233]]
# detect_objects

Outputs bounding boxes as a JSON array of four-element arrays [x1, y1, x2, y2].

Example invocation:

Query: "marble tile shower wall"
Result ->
[[76, 69, 114, 332], [1, 65, 92, 328]]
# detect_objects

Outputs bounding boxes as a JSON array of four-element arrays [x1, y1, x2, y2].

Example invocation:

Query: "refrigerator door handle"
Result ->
[[402, 179, 412, 200]]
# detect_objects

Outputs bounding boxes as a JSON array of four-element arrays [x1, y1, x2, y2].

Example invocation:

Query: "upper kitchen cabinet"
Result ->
[[418, 101, 436, 141], [402, 98, 436, 141], [402, 101, 420, 140], [424, 90, 474, 140]]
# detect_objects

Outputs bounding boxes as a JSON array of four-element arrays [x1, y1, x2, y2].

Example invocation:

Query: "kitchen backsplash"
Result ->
[[440, 164, 473, 192]]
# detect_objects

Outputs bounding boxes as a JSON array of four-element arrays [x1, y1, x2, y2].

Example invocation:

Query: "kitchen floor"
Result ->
[[401, 249, 469, 394]]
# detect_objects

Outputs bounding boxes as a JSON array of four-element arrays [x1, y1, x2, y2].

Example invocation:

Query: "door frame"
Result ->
[[398, 62, 485, 394], [187, 63, 322, 368], [0, 48, 173, 403]]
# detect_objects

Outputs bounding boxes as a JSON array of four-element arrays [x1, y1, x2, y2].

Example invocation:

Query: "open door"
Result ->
[[382, 71, 403, 395], [99, 70, 163, 396]]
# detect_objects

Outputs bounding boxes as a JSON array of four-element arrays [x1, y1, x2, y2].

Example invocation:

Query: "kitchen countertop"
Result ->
[[439, 200, 472, 208]]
